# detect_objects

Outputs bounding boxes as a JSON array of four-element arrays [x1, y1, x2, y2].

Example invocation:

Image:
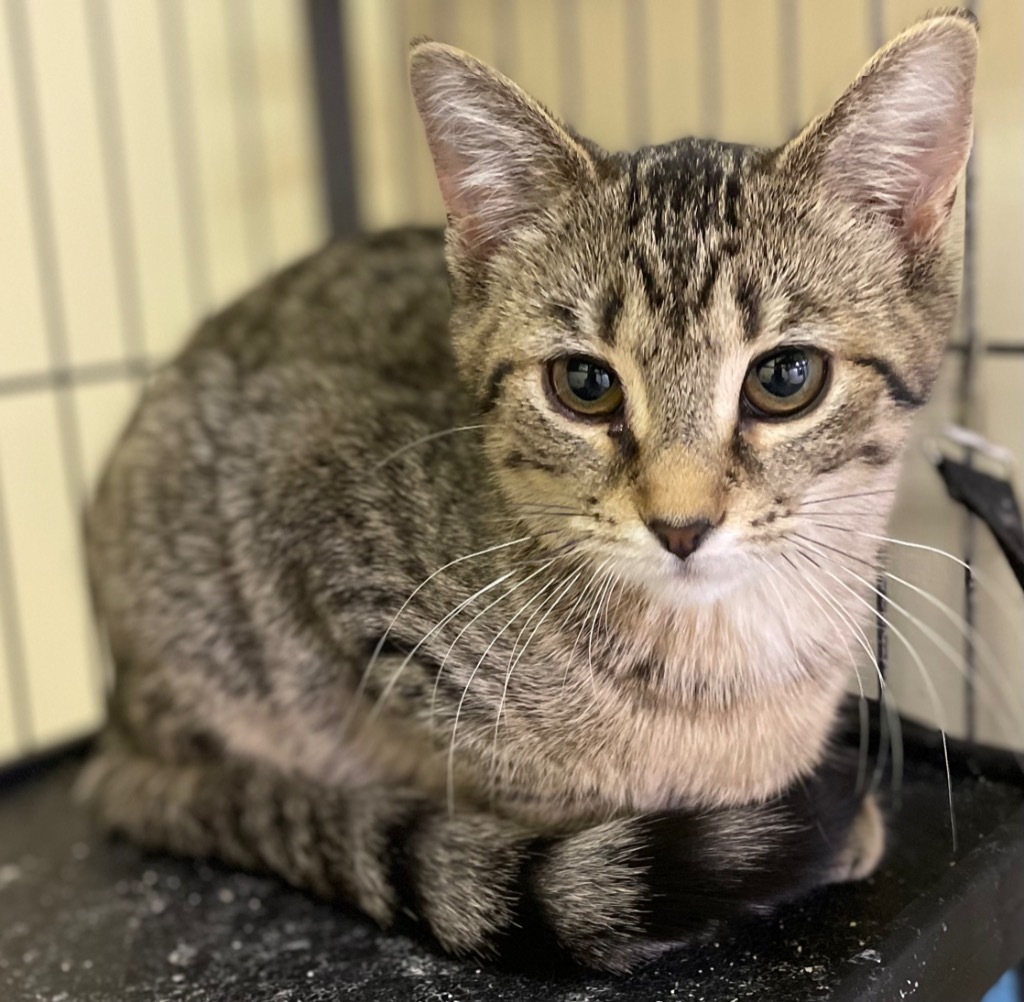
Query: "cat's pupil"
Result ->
[[757, 350, 809, 398], [566, 358, 615, 401]]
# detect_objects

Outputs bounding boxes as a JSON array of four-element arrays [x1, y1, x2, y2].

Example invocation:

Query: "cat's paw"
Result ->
[[827, 794, 886, 884]]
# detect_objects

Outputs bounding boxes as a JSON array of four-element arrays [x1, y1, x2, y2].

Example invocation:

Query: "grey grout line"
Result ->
[[0, 451, 33, 750], [958, 0, 981, 742], [0, 340, 1021, 402], [0, 360, 150, 399], [5, 0, 89, 504], [398, 0, 423, 221], [493, 0, 519, 77], [778, 0, 800, 138], [224, 0, 277, 274], [158, 0, 212, 316], [5, 0, 108, 711], [431, 0, 458, 44], [868, 0, 889, 688], [556, 0, 582, 130], [870, 0, 885, 50], [84, 0, 150, 372], [697, 0, 721, 140], [625, 0, 651, 149]]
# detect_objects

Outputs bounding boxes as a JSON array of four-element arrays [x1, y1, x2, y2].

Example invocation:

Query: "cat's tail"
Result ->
[[78, 733, 871, 973]]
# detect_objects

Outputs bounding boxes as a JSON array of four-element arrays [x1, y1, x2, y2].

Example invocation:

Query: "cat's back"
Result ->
[[86, 225, 484, 750], [187, 225, 452, 384]]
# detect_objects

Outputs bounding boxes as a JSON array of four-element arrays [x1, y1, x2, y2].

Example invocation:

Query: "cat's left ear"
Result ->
[[780, 10, 978, 248], [409, 40, 598, 264]]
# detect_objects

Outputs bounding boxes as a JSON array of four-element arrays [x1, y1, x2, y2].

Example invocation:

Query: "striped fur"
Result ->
[[81, 734, 866, 972], [82, 11, 974, 972]]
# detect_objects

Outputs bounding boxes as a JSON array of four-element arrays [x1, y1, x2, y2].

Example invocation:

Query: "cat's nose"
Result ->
[[647, 518, 713, 561]]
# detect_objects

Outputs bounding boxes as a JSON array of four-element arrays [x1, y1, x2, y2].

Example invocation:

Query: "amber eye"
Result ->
[[549, 356, 624, 417], [743, 347, 829, 418]]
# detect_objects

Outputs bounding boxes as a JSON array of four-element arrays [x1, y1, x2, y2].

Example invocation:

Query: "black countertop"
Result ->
[[2, 720, 1023, 1002]]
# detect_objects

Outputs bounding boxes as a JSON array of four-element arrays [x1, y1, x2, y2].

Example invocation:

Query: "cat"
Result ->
[[79, 9, 977, 973]]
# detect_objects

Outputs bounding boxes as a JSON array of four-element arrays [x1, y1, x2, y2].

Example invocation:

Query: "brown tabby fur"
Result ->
[[80, 10, 977, 971]]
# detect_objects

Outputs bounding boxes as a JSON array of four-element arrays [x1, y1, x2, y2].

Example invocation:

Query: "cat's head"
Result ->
[[410, 12, 977, 604]]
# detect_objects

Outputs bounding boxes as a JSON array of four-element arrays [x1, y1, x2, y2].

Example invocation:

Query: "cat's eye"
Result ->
[[548, 356, 624, 418], [742, 347, 829, 419]]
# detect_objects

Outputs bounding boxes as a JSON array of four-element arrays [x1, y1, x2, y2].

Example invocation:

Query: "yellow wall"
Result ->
[[1, 0, 1021, 761]]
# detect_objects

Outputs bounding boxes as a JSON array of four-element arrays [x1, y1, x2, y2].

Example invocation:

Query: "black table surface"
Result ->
[[1, 725, 1023, 1002]]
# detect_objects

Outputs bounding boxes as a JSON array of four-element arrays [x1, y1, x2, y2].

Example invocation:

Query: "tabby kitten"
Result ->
[[81, 11, 977, 972]]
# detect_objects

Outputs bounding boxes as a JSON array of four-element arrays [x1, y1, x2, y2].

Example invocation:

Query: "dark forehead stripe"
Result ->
[[723, 174, 742, 229], [736, 273, 761, 341], [781, 290, 829, 332], [547, 302, 580, 334], [632, 248, 665, 313], [850, 355, 924, 408], [621, 142, 750, 328], [482, 359, 514, 412], [598, 285, 624, 345], [694, 255, 721, 314]]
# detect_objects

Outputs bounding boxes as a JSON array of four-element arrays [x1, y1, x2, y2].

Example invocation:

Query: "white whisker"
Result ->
[[490, 564, 586, 793], [372, 424, 485, 471], [791, 540, 956, 849], [776, 552, 901, 796], [429, 559, 557, 722], [350, 535, 531, 728], [446, 564, 565, 815], [883, 569, 1024, 740], [559, 558, 613, 695], [587, 570, 618, 689], [760, 556, 874, 794], [799, 488, 897, 507]]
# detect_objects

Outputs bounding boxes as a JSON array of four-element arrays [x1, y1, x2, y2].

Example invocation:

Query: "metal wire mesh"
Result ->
[[1, 0, 1022, 761]]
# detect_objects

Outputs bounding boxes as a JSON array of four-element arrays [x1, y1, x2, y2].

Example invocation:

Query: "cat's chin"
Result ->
[[650, 564, 754, 607], [614, 547, 761, 608]]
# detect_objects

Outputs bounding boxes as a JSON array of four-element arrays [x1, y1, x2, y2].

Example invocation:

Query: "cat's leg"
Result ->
[[78, 732, 871, 973]]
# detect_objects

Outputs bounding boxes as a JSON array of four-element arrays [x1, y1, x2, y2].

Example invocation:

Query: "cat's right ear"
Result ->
[[409, 40, 597, 264], [778, 10, 978, 250]]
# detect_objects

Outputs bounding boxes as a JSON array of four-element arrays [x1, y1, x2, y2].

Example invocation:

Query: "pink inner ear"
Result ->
[[431, 144, 518, 260], [411, 44, 595, 265], [817, 29, 976, 248]]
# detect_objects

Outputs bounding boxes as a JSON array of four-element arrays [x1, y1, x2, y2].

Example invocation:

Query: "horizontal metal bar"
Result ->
[[0, 340, 1019, 402], [948, 342, 1024, 356], [0, 360, 149, 398]]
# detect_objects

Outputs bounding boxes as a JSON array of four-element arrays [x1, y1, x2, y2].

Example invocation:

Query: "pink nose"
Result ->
[[647, 519, 713, 561]]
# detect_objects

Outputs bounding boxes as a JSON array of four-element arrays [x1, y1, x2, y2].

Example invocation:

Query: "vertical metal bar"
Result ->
[[869, 0, 891, 699], [84, 0, 149, 376], [556, 0, 582, 128], [4, 0, 106, 705], [624, 0, 650, 148], [431, 0, 458, 43], [955, 0, 981, 742], [158, 0, 212, 314], [5, 0, 88, 506], [225, 0, 277, 272], [698, 0, 720, 138], [305, 0, 360, 237], [778, 0, 800, 138], [0, 455, 33, 750], [493, 0, 518, 76], [876, 577, 889, 683], [870, 0, 886, 49], [397, 0, 423, 221]]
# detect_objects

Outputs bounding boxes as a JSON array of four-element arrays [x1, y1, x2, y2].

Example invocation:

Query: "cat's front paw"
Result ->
[[827, 794, 886, 884]]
